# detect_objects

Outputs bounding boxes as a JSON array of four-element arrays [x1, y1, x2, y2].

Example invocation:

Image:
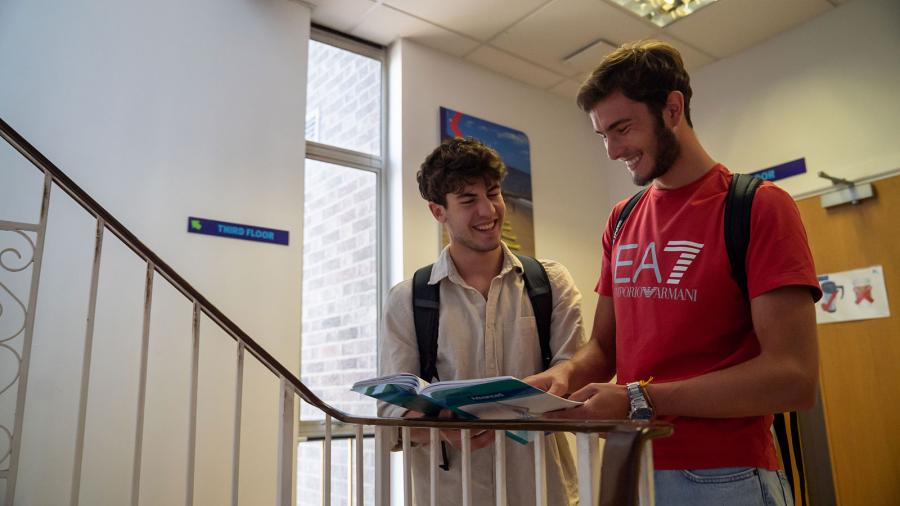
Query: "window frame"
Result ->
[[299, 26, 387, 432]]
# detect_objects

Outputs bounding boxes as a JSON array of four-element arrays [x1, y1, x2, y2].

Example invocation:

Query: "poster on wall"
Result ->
[[815, 265, 891, 324], [439, 107, 535, 256]]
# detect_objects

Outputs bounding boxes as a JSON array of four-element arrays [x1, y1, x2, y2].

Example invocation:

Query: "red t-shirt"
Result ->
[[597, 164, 821, 470]]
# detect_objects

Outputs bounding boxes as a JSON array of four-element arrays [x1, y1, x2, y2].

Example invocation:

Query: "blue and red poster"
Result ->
[[439, 107, 535, 255]]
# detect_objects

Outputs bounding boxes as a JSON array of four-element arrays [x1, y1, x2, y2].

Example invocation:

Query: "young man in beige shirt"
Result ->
[[378, 137, 586, 505]]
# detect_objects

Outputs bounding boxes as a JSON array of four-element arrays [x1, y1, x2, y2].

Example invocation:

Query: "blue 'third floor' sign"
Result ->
[[749, 158, 807, 182], [187, 217, 289, 246]]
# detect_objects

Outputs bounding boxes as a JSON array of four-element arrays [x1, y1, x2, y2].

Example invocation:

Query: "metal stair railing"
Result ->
[[0, 117, 671, 506]]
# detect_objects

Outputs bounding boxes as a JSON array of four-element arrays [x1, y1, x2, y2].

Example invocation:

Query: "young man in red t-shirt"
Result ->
[[525, 40, 822, 505]]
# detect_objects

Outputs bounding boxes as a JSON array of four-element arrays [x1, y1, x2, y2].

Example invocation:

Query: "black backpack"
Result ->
[[411, 254, 552, 383], [614, 173, 807, 504]]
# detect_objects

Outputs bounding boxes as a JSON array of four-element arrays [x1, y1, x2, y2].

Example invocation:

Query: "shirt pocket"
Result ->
[[514, 315, 539, 340]]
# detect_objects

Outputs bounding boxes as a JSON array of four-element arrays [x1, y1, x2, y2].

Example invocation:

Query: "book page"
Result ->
[[422, 376, 581, 416]]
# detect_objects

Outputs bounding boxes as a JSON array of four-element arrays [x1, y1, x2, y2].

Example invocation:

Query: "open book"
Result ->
[[352, 373, 582, 423]]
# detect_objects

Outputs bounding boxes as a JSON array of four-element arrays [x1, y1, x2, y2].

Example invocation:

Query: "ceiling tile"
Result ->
[[309, 0, 377, 33], [550, 79, 584, 102], [384, 0, 548, 41], [492, 0, 657, 77], [654, 35, 716, 70], [664, 0, 834, 59], [466, 46, 565, 89], [563, 39, 617, 75], [351, 5, 480, 56]]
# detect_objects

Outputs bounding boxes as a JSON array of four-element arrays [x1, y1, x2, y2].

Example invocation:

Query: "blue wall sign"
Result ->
[[749, 158, 807, 182], [187, 217, 289, 246]]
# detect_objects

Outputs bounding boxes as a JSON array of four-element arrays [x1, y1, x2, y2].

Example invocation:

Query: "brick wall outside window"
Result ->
[[297, 38, 381, 506]]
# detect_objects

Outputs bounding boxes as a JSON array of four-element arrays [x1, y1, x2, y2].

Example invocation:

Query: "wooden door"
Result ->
[[795, 174, 900, 505]]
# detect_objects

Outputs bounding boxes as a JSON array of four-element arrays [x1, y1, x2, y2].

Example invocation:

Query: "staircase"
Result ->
[[0, 117, 670, 506]]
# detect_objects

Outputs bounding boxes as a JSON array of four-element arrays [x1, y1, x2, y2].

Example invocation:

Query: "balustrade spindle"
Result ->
[[429, 428, 439, 506], [460, 429, 472, 506], [232, 343, 244, 506], [69, 218, 104, 506], [533, 431, 547, 506], [494, 431, 506, 506], [322, 414, 332, 506], [130, 263, 154, 506], [185, 302, 200, 506], [402, 427, 412, 506], [355, 425, 364, 506]]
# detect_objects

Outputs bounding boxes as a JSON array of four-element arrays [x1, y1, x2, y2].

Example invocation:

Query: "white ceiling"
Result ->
[[307, 0, 848, 100]]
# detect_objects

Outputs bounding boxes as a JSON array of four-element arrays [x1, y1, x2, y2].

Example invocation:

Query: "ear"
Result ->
[[428, 202, 447, 223], [662, 91, 685, 128]]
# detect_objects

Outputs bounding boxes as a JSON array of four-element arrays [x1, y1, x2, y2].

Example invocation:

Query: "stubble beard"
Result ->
[[633, 114, 681, 186]]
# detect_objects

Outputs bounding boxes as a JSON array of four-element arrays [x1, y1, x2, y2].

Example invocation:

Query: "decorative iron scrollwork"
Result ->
[[0, 228, 35, 474], [0, 424, 11, 470], [0, 229, 32, 346], [0, 230, 35, 273]]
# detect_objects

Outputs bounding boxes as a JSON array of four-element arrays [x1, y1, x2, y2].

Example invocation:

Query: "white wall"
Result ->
[[692, 0, 900, 197], [388, 39, 609, 329], [604, 0, 900, 204], [0, 0, 310, 504]]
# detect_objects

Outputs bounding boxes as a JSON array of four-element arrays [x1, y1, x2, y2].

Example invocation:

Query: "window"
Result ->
[[298, 28, 384, 506]]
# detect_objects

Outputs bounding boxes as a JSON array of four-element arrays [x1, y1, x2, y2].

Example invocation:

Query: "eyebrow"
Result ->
[[596, 118, 629, 135], [455, 185, 500, 198]]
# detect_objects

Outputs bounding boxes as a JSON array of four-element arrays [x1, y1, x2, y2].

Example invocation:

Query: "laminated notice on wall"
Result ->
[[815, 265, 891, 324]]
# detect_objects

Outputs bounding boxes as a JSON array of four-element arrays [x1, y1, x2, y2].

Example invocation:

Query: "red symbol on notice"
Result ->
[[853, 281, 874, 304]]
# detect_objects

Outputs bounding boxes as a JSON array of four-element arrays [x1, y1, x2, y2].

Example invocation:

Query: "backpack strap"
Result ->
[[773, 411, 808, 505], [411, 265, 451, 471], [516, 255, 553, 370], [612, 188, 647, 244], [412, 264, 441, 382], [723, 173, 763, 296], [724, 174, 807, 503]]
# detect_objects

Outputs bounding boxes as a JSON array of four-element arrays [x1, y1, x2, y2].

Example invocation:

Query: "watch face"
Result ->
[[630, 407, 653, 421]]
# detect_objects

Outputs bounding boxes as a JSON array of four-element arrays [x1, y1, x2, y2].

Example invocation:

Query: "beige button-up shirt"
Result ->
[[379, 244, 586, 505]]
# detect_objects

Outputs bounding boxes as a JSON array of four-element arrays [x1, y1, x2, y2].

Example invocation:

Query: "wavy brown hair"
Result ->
[[417, 137, 507, 206], [576, 40, 693, 127]]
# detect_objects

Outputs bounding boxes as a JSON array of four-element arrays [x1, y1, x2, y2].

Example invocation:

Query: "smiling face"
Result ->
[[430, 179, 505, 254], [589, 90, 681, 186]]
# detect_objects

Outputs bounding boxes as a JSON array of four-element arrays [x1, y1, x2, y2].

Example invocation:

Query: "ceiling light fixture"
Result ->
[[608, 0, 719, 27]]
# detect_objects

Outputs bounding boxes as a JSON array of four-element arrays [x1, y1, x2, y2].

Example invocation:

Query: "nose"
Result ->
[[475, 195, 496, 216], [605, 137, 622, 161]]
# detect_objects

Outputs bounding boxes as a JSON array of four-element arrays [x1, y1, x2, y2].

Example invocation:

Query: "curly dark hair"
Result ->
[[417, 137, 507, 206], [576, 40, 693, 127]]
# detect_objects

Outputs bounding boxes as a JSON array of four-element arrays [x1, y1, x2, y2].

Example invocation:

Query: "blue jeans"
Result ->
[[653, 467, 794, 506]]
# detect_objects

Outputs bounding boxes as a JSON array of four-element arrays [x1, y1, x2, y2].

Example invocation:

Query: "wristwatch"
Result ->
[[626, 381, 654, 421]]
